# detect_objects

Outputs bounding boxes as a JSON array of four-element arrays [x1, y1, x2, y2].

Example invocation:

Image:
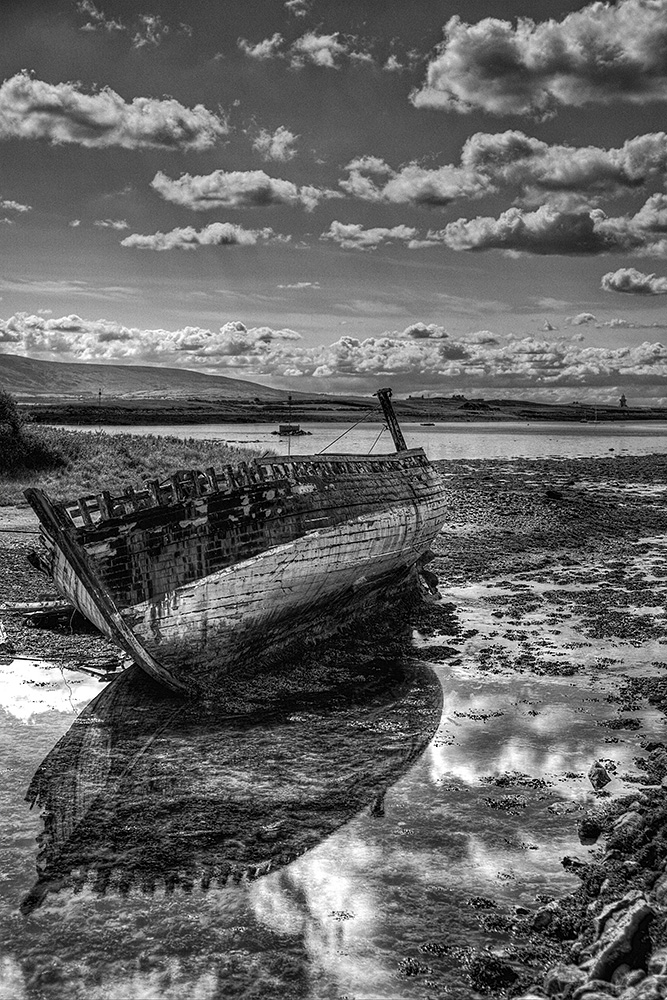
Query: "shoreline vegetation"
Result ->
[[0, 409, 264, 505]]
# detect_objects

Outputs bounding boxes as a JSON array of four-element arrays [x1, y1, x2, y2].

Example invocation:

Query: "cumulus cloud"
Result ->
[[252, 125, 298, 162], [460, 131, 667, 207], [151, 169, 340, 211], [285, 0, 310, 16], [412, 0, 667, 116], [0, 313, 301, 366], [77, 4, 190, 46], [601, 267, 667, 295], [340, 131, 667, 210], [94, 218, 129, 230], [290, 32, 350, 69], [120, 223, 284, 251], [238, 33, 284, 60], [440, 199, 667, 255], [401, 322, 448, 340], [383, 54, 404, 73], [238, 31, 374, 69], [77, 0, 125, 33], [4, 313, 667, 395], [321, 221, 418, 250], [0, 197, 30, 213], [567, 313, 597, 326], [340, 154, 485, 207], [131, 14, 192, 48], [0, 72, 227, 150]]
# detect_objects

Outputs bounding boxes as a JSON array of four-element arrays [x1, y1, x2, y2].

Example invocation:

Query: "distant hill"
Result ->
[[0, 354, 290, 400]]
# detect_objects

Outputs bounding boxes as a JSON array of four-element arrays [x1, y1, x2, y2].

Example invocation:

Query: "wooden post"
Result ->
[[205, 467, 218, 492], [77, 498, 93, 528], [97, 491, 113, 521], [374, 387, 408, 452]]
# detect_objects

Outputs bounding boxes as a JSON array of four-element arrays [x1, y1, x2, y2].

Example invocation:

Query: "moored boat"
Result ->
[[25, 389, 450, 695]]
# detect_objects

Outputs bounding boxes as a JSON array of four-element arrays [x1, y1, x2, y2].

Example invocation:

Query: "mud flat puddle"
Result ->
[[0, 536, 666, 999]]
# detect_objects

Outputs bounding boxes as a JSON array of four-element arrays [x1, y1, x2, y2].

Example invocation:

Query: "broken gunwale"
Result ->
[[53, 448, 431, 532]]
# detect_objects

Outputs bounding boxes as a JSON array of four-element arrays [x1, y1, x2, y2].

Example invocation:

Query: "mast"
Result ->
[[374, 387, 408, 452]]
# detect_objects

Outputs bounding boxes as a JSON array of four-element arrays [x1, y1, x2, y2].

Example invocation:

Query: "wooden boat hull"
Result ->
[[127, 498, 447, 687], [26, 445, 450, 695]]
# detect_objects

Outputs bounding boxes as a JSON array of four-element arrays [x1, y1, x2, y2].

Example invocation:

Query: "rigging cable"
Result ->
[[368, 424, 387, 454], [317, 406, 377, 455]]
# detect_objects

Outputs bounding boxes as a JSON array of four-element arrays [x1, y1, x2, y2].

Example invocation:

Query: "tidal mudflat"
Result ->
[[1, 454, 667, 999]]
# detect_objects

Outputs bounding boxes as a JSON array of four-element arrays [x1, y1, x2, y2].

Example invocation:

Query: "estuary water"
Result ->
[[74, 419, 667, 461]]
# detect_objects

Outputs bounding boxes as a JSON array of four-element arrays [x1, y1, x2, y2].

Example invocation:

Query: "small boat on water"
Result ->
[[274, 422, 310, 436], [25, 389, 450, 695]]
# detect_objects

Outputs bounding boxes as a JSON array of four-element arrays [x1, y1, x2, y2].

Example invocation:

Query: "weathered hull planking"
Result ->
[[26, 434, 450, 694]]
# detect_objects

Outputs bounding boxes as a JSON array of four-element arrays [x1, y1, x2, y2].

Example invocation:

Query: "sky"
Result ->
[[2, 0, 667, 401]]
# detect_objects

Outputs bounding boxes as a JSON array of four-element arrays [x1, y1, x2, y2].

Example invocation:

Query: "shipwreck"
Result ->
[[25, 388, 450, 695]]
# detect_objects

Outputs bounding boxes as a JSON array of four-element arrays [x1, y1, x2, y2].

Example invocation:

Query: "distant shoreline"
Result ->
[[17, 397, 667, 426]]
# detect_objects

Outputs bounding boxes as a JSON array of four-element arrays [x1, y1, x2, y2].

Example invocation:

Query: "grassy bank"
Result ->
[[0, 424, 266, 505]]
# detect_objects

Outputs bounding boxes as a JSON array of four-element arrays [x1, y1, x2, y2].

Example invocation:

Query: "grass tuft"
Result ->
[[0, 425, 268, 505]]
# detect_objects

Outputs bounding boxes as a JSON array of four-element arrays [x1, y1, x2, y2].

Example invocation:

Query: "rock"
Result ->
[[532, 900, 561, 931], [578, 815, 603, 844], [544, 963, 586, 996], [612, 966, 646, 989], [572, 980, 618, 997], [549, 800, 582, 815], [369, 792, 385, 817], [651, 872, 667, 907], [625, 974, 667, 999], [612, 812, 645, 837], [647, 947, 667, 976], [611, 964, 633, 985], [589, 761, 612, 790], [562, 855, 588, 873], [582, 893, 654, 981], [465, 952, 518, 991]]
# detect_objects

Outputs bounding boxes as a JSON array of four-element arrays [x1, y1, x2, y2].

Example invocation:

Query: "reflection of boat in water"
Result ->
[[25, 389, 449, 695], [22, 655, 442, 913]]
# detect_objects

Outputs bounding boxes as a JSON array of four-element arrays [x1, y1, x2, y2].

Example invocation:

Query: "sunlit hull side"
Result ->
[[26, 448, 450, 695]]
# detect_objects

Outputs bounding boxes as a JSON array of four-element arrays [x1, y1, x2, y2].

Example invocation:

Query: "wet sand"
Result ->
[[2, 453, 667, 997]]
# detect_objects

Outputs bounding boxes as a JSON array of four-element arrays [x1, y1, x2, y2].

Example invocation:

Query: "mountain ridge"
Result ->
[[0, 354, 293, 399]]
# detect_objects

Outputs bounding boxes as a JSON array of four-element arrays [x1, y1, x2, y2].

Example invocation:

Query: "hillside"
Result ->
[[0, 354, 290, 400]]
